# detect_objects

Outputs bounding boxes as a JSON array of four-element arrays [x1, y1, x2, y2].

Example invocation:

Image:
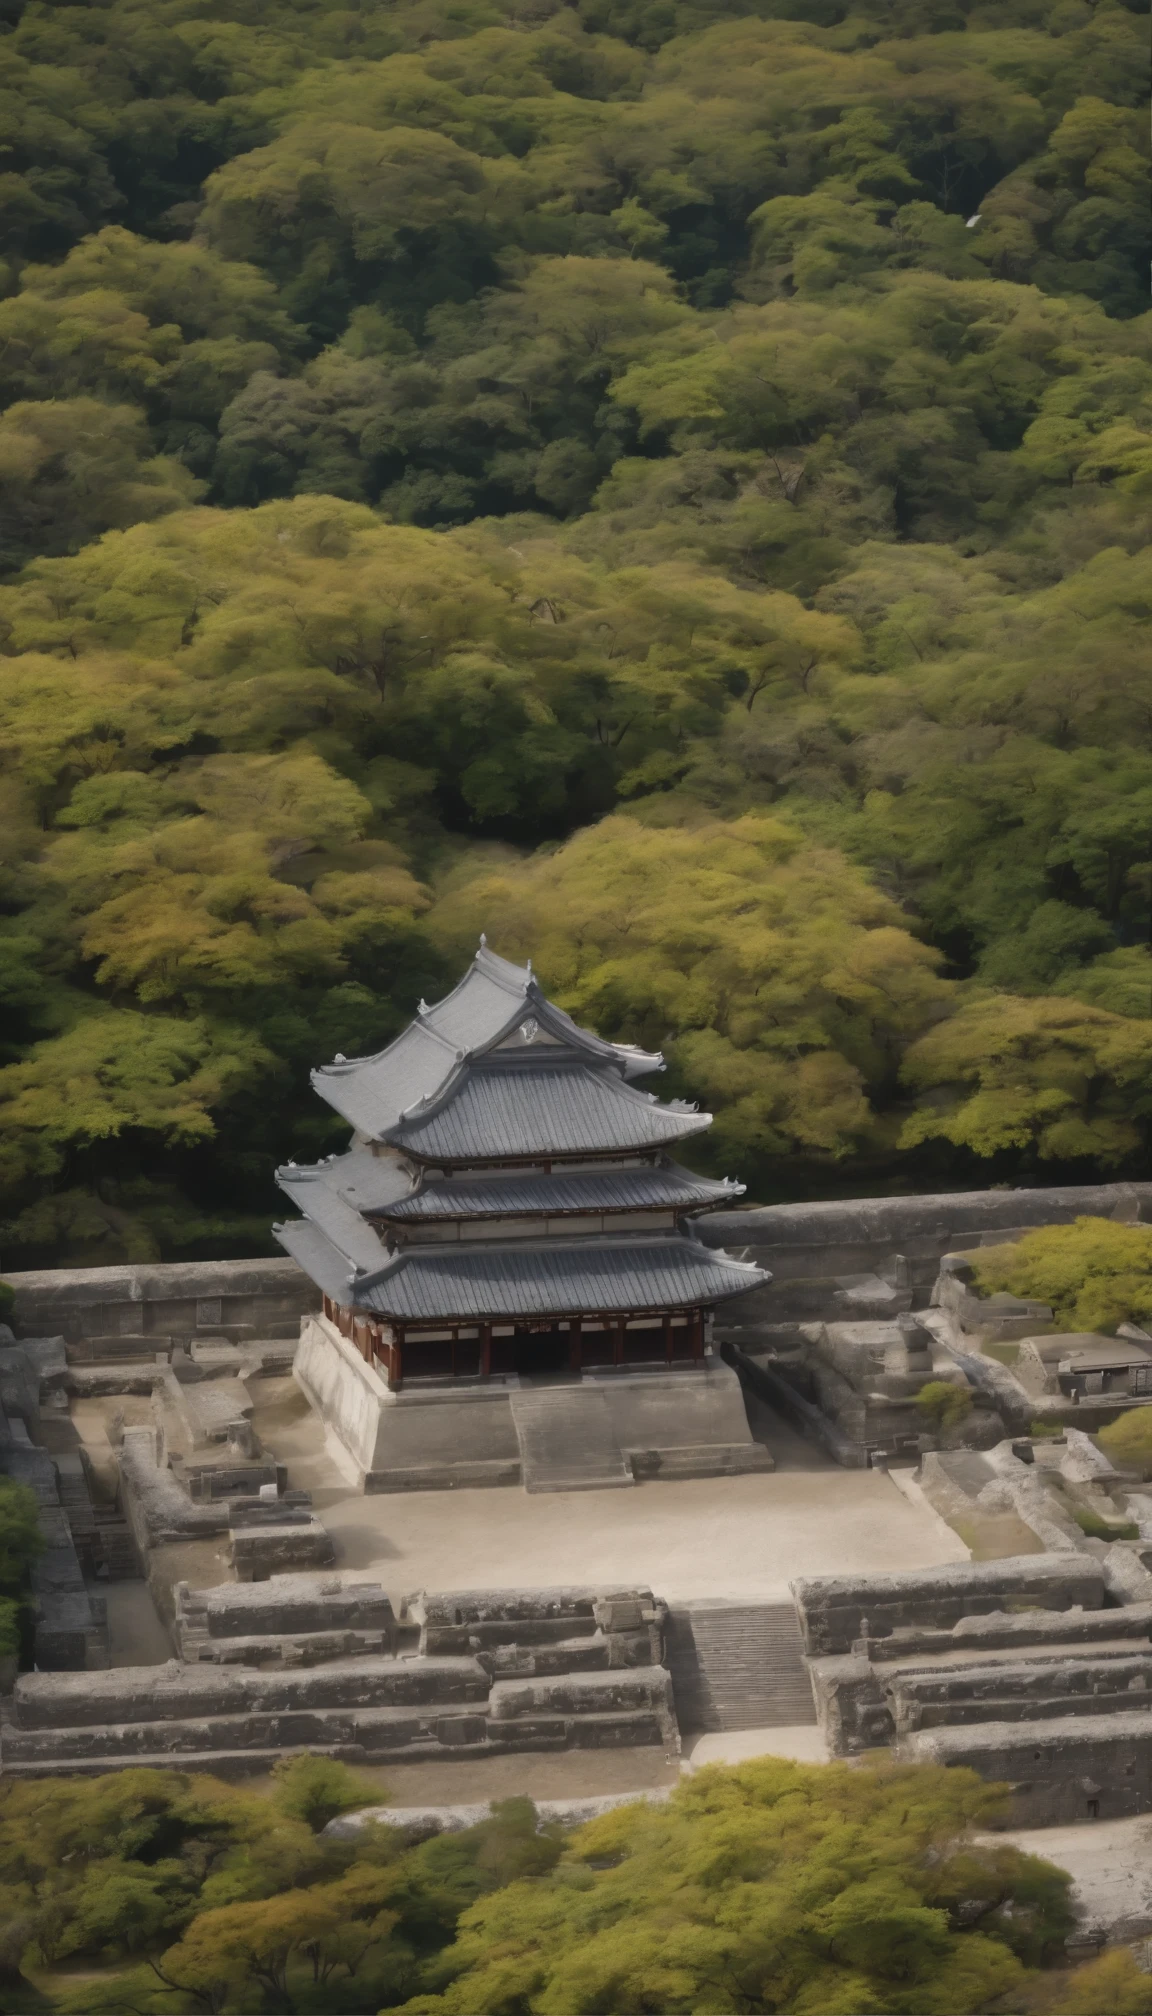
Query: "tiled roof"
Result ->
[[391, 1060, 709, 1162], [378, 1167, 741, 1221], [310, 1019, 461, 1139], [354, 1235, 767, 1323], [273, 1218, 360, 1302], [274, 1154, 393, 1272], [309, 945, 662, 1140]]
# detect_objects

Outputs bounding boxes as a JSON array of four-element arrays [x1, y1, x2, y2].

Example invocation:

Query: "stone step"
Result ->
[[665, 1601, 817, 1733], [0, 1703, 670, 1777], [91, 1517, 140, 1579], [182, 1627, 394, 1667], [12, 1654, 489, 1728], [178, 1572, 396, 1642], [510, 1387, 632, 1493], [888, 1651, 1152, 1734], [2, 1701, 494, 1763]]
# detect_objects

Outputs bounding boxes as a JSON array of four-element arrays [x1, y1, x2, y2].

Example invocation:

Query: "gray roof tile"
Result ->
[[379, 1167, 741, 1221], [354, 1236, 766, 1323], [274, 1155, 393, 1271], [273, 1219, 360, 1302], [310, 947, 662, 1141], [391, 1061, 709, 1162]]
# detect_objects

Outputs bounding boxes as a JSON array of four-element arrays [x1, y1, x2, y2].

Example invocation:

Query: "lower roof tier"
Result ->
[[275, 1220, 767, 1326]]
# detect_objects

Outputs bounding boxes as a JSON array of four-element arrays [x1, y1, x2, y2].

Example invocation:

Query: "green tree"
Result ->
[[427, 808, 951, 1166], [971, 1216, 1152, 1334], [0, 399, 201, 573], [399, 1757, 1073, 2016]]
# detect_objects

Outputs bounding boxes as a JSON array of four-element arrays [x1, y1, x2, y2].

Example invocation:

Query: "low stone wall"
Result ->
[[795, 1549, 1152, 1820], [703, 1182, 1152, 1323], [327, 1789, 673, 1842], [792, 1556, 1106, 1658], [2, 1580, 681, 1777], [899, 1712, 1152, 1828], [5, 1258, 317, 1347], [175, 1573, 397, 1663], [7, 1180, 1147, 1352]]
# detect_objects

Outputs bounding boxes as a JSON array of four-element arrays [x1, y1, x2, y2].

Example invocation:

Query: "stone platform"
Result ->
[[294, 1314, 772, 1492], [0, 1579, 679, 1777], [792, 1552, 1152, 1826]]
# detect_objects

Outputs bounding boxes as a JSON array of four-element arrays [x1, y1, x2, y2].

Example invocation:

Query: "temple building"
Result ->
[[275, 943, 773, 1490]]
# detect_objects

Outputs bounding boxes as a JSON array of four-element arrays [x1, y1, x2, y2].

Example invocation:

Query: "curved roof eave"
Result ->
[[308, 945, 664, 1141], [350, 1234, 770, 1324]]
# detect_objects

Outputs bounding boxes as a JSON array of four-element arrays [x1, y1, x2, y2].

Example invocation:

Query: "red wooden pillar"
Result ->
[[393, 1327, 405, 1391], [569, 1316, 582, 1374], [480, 1323, 492, 1378]]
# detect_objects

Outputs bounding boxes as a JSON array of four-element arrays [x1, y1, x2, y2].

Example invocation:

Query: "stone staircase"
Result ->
[[53, 1453, 139, 1579], [665, 1601, 817, 1732], [91, 1510, 140, 1578], [510, 1386, 632, 1492]]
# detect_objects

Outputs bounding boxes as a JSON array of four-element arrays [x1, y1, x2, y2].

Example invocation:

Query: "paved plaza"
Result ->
[[247, 1377, 968, 1613]]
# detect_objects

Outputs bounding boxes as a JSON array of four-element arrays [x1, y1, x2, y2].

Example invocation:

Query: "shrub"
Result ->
[[269, 1753, 378, 1832], [1071, 1506, 1139, 1541], [1099, 1408, 1152, 1478], [972, 1219, 1152, 1334], [915, 1381, 973, 1434]]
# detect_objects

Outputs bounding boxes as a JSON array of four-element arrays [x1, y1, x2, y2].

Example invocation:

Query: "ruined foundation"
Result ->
[[0, 1581, 679, 1777], [792, 1552, 1152, 1824]]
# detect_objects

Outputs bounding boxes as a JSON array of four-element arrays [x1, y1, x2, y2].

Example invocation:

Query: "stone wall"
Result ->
[[792, 1556, 1106, 1658], [702, 1182, 1152, 1327], [901, 1713, 1152, 1828], [2, 1580, 680, 1777], [792, 1551, 1152, 1825], [10, 1179, 1146, 1354], [5, 1258, 317, 1347]]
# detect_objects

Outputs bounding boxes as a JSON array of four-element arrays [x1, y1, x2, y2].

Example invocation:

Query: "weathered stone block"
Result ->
[[181, 1572, 395, 1642], [897, 1710, 1152, 1826], [13, 1653, 488, 1729], [229, 1520, 335, 1579], [792, 1557, 1105, 1658]]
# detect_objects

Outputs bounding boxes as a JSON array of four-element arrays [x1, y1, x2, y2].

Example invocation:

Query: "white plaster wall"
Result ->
[[294, 1314, 389, 1477]]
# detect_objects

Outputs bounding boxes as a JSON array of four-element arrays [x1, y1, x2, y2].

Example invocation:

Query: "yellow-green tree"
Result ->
[[427, 809, 950, 1162], [399, 1757, 1073, 2016]]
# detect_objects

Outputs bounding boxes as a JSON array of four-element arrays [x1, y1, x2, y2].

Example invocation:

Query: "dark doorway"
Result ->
[[514, 1327, 570, 1377]]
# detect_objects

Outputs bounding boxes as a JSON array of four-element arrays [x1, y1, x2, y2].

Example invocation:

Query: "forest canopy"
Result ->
[[0, 0, 1149, 1263], [1, 1754, 1145, 2016]]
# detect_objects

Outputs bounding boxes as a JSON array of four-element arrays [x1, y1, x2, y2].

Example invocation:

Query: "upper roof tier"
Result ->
[[387, 1057, 708, 1165], [310, 942, 670, 1149]]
